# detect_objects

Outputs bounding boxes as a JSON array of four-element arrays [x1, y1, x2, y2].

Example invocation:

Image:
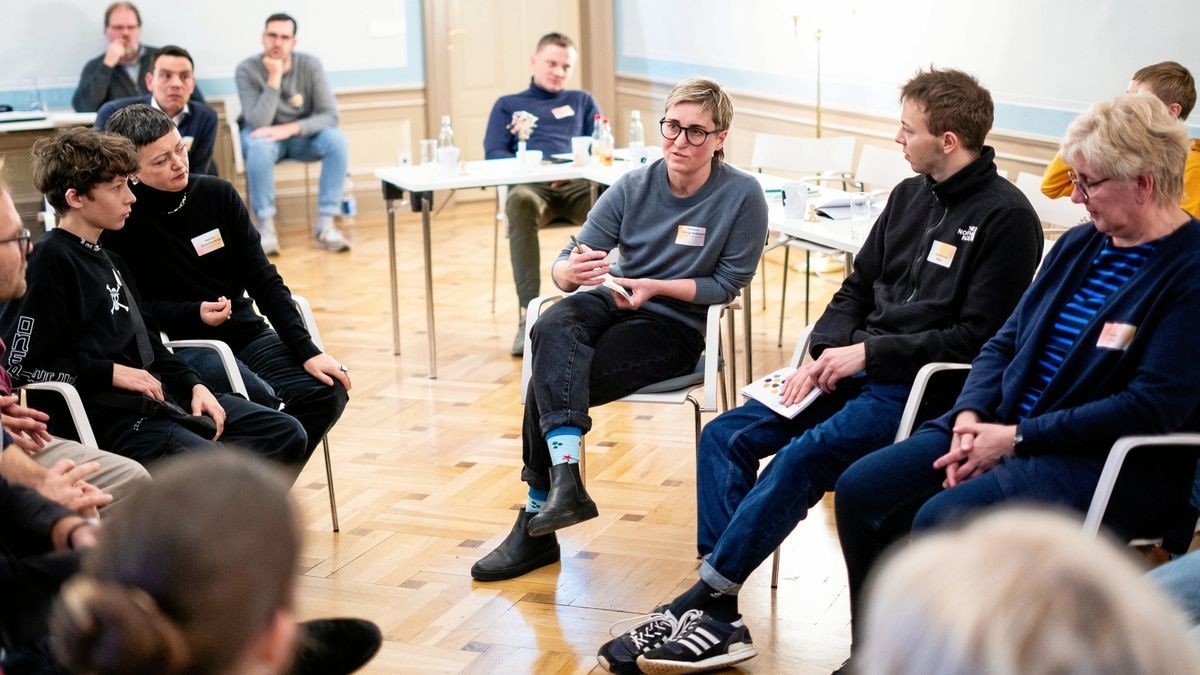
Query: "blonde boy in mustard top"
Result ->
[[1042, 61, 1200, 217]]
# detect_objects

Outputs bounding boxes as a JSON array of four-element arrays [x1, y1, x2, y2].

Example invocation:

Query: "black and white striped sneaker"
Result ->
[[636, 611, 756, 674], [597, 607, 697, 674]]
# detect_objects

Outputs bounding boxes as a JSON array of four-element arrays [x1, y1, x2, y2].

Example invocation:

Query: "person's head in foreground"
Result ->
[[859, 507, 1200, 675], [106, 103, 190, 193], [660, 76, 732, 169], [32, 127, 139, 230], [895, 67, 993, 181], [51, 450, 300, 675], [1061, 93, 1190, 243]]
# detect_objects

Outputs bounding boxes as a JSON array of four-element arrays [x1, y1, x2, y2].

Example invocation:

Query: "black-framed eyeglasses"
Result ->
[[1067, 169, 1111, 203], [659, 118, 720, 146], [0, 228, 31, 256]]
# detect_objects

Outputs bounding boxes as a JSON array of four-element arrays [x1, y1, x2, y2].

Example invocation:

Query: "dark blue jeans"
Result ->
[[833, 426, 1114, 633], [107, 393, 310, 471], [695, 376, 910, 593], [521, 291, 704, 491], [174, 329, 348, 456]]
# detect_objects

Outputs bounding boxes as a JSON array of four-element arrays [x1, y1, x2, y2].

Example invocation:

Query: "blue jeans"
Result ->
[[520, 291, 705, 490], [695, 377, 910, 593], [1149, 550, 1200, 627], [241, 126, 349, 227], [107, 393, 310, 471], [174, 330, 348, 457], [834, 428, 1098, 632]]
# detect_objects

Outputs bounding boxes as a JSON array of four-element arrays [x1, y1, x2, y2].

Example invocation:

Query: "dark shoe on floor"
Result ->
[[597, 606, 679, 674], [637, 611, 756, 674], [471, 508, 561, 581], [511, 317, 527, 357], [290, 618, 382, 674], [526, 462, 598, 537]]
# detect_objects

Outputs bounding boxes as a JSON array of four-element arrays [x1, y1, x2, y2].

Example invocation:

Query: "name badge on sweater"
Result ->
[[551, 104, 575, 119], [676, 225, 706, 247], [927, 240, 957, 268], [182, 136, 195, 151], [1097, 322, 1136, 351], [191, 229, 225, 256]]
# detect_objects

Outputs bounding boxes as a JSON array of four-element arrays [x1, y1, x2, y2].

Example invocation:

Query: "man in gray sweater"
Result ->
[[235, 12, 349, 255]]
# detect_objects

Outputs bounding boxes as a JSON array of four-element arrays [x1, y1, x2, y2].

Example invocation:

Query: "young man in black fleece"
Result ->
[[0, 127, 307, 469], [100, 104, 349, 460], [598, 68, 1045, 675]]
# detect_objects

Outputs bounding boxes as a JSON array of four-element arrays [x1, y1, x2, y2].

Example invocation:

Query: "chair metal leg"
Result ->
[[322, 435, 339, 532], [724, 305, 738, 391], [687, 395, 702, 453], [759, 255, 767, 311], [718, 363, 729, 412], [771, 546, 781, 588], [303, 163, 313, 232], [804, 250, 812, 326], [492, 191, 501, 313], [777, 247, 791, 348]]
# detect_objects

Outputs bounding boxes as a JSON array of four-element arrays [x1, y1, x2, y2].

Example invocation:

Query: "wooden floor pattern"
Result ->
[[273, 198, 851, 674]]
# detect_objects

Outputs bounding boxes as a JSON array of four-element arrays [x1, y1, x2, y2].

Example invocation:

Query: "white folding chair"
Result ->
[[750, 133, 857, 345], [518, 293, 734, 479], [1015, 172, 1089, 235], [852, 144, 915, 195]]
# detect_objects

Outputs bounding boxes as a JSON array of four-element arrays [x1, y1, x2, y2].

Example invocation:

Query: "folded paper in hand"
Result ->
[[740, 366, 822, 419], [600, 274, 633, 302]]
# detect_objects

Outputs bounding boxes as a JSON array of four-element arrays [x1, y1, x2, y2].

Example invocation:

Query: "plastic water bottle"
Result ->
[[437, 115, 455, 149], [340, 173, 357, 219], [628, 110, 646, 163], [596, 117, 615, 167], [590, 113, 603, 161]]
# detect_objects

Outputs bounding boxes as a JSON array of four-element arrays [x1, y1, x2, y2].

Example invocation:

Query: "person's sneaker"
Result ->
[[637, 611, 756, 674], [258, 226, 280, 257], [597, 607, 693, 674], [289, 617, 382, 674], [511, 316, 527, 357], [316, 223, 351, 252]]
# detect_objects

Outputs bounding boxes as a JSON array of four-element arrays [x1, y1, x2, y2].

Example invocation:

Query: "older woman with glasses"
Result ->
[[833, 93, 1200, 655], [471, 76, 768, 583]]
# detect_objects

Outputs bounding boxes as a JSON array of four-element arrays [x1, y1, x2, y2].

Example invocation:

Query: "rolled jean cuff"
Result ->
[[538, 410, 593, 437], [700, 559, 742, 595]]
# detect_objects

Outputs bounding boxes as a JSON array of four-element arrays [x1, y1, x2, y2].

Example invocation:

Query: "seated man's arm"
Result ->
[[235, 60, 279, 131], [72, 57, 116, 112], [187, 105, 219, 176], [483, 98, 516, 159], [1041, 153, 1074, 199]]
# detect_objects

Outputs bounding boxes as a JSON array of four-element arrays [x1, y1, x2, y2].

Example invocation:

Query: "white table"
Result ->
[[375, 159, 636, 377], [0, 111, 96, 134], [375, 159, 868, 379]]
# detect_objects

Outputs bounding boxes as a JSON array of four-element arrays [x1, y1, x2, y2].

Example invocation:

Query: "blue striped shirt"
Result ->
[[1016, 239, 1159, 418]]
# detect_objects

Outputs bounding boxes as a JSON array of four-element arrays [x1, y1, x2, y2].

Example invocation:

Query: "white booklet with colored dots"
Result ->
[[740, 366, 822, 419]]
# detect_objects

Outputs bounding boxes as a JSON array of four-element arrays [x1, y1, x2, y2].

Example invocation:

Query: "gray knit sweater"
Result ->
[[557, 159, 768, 333], [234, 52, 338, 135]]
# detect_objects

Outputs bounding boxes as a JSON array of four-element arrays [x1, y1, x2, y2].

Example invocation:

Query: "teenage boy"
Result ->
[[0, 128, 308, 469]]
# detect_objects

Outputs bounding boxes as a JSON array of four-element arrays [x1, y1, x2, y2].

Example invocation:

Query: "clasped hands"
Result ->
[[933, 410, 1018, 488]]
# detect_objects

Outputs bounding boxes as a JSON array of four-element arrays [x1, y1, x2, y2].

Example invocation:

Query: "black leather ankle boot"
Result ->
[[526, 463, 599, 537], [471, 509, 561, 581]]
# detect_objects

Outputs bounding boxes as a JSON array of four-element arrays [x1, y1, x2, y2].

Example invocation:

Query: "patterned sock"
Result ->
[[547, 426, 582, 466], [526, 488, 549, 514], [668, 580, 740, 622]]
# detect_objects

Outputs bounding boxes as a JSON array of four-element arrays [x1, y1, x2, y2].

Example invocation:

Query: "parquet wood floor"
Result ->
[[273, 197, 850, 674]]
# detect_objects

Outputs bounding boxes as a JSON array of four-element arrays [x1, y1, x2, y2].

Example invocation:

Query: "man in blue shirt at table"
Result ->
[[483, 32, 601, 355]]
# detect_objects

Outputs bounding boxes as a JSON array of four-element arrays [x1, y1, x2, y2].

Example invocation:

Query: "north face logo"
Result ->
[[957, 225, 978, 242]]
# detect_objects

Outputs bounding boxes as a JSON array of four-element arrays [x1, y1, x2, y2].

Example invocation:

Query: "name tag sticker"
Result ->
[[676, 225, 706, 247], [1097, 322, 1137, 351], [191, 229, 225, 256], [551, 105, 575, 119], [927, 240, 957, 268], [182, 135, 195, 151]]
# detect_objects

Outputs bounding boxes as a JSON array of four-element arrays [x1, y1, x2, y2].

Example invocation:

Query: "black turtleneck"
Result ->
[[808, 146, 1045, 383], [102, 176, 320, 362]]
